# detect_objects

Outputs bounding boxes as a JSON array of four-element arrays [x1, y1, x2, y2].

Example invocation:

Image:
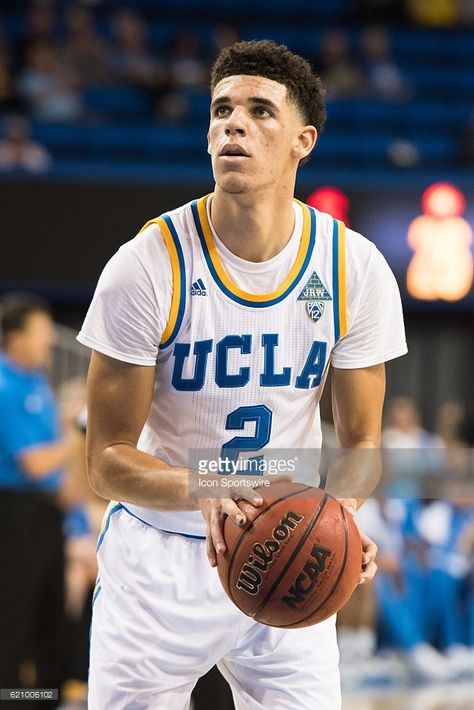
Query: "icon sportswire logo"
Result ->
[[191, 278, 207, 296]]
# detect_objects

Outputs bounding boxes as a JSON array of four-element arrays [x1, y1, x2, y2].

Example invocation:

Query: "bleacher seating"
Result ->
[[0, 1, 473, 186]]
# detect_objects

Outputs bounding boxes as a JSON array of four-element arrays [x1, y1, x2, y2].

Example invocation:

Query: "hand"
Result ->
[[198, 473, 292, 567], [338, 498, 378, 585]]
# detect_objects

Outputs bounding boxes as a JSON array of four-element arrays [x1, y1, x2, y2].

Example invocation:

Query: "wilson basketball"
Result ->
[[217, 481, 362, 628]]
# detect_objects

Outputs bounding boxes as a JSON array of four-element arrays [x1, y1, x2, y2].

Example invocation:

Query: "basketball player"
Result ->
[[78, 40, 407, 709]]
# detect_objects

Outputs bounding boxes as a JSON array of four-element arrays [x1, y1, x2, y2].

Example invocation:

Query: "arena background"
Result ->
[[0, 0, 473, 708]]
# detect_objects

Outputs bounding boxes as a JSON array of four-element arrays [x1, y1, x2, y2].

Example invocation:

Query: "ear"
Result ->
[[207, 129, 211, 155], [291, 126, 318, 162]]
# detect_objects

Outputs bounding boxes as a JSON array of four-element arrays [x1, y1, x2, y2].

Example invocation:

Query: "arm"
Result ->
[[86, 350, 267, 563], [19, 439, 72, 479], [326, 363, 385, 504], [85, 350, 197, 511], [326, 363, 386, 583]]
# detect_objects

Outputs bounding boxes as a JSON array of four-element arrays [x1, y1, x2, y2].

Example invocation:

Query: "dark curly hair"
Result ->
[[210, 39, 326, 137]]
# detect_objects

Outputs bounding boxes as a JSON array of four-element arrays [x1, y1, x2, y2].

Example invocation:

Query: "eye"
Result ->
[[214, 105, 231, 117], [253, 106, 271, 118]]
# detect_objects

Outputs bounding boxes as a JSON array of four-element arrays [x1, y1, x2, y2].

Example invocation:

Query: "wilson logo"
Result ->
[[236, 511, 304, 596]]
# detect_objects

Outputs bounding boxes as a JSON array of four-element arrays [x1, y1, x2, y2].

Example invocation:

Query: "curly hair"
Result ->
[[210, 39, 326, 135]]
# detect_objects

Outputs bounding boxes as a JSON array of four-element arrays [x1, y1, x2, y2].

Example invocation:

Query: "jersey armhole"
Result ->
[[138, 214, 186, 349], [332, 218, 348, 342]]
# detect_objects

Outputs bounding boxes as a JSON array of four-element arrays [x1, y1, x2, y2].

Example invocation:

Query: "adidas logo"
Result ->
[[191, 278, 207, 296]]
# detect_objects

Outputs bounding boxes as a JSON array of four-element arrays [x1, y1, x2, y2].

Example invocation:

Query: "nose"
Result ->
[[225, 106, 246, 136]]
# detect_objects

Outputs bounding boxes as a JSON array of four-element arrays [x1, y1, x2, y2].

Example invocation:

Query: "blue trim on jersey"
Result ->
[[332, 218, 340, 342], [191, 201, 317, 308], [96, 502, 123, 551], [159, 528, 206, 540], [120, 504, 206, 539], [159, 214, 186, 350]]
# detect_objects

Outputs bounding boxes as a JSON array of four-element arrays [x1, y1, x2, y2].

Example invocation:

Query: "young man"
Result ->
[[78, 40, 407, 709]]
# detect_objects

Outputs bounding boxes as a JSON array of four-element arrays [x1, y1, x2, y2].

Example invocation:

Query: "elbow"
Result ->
[[87, 447, 115, 500]]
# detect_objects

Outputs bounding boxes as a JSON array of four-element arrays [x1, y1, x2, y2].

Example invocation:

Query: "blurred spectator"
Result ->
[[210, 23, 240, 60], [0, 114, 51, 173], [60, 6, 113, 87], [0, 293, 76, 703], [357, 496, 458, 681], [436, 400, 469, 449], [361, 27, 411, 101], [405, 0, 459, 27], [382, 397, 444, 497], [17, 40, 83, 122], [158, 29, 209, 122], [416, 491, 474, 674], [168, 30, 208, 90], [15, 0, 57, 71], [383, 397, 443, 449], [315, 30, 367, 99], [110, 9, 166, 90]]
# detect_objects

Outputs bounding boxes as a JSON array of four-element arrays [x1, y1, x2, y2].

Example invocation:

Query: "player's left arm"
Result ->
[[328, 362, 386, 583]]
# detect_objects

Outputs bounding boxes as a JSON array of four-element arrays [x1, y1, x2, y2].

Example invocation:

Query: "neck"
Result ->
[[4, 347, 34, 371], [210, 187, 296, 262]]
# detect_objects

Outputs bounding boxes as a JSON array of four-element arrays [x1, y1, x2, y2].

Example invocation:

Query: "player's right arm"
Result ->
[[86, 350, 197, 510], [86, 350, 264, 534]]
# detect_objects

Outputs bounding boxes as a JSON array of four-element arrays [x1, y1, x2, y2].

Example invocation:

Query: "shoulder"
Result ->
[[126, 198, 197, 258]]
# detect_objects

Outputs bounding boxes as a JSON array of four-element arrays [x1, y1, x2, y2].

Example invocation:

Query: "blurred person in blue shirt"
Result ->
[[0, 293, 74, 707]]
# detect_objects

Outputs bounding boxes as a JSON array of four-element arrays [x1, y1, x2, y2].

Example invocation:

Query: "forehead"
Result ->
[[212, 74, 289, 105]]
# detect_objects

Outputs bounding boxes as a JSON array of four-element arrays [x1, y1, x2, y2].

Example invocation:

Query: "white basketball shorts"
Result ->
[[89, 504, 341, 710]]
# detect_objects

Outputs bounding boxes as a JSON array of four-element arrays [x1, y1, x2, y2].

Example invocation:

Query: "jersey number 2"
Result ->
[[220, 404, 272, 475]]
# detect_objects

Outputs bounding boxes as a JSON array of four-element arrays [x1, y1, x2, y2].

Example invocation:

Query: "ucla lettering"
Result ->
[[215, 334, 252, 388], [281, 543, 332, 610], [295, 341, 327, 389], [171, 336, 327, 391], [260, 334, 291, 387], [171, 340, 213, 391]]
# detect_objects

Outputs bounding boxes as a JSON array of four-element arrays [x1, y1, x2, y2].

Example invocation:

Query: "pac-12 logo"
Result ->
[[297, 271, 332, 323]]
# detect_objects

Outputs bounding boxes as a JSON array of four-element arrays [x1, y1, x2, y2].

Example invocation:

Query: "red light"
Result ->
[[306, 186, 350, 225], [421, 182, 466, 218]]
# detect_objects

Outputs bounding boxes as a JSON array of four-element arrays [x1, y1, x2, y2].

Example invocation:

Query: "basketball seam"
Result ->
[[226, 484, 315, 606], [250, 494, 330, 620], [277, 502, 351, 628]]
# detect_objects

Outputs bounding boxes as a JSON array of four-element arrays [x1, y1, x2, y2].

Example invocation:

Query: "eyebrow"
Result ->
[[211, 96, 280, 112]]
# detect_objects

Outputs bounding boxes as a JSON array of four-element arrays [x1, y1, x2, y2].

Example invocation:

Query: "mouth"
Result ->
[[219, 144, 249, 158]]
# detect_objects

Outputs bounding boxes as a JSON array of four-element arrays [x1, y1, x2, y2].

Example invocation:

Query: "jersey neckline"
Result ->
[[191, 194, 316, 308]]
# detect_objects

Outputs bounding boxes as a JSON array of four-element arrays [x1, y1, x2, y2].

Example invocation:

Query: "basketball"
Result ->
[[217, 481, 362, 628]]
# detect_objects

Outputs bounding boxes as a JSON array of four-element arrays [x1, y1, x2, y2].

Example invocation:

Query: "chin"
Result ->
[[216, 173, 252, 195]]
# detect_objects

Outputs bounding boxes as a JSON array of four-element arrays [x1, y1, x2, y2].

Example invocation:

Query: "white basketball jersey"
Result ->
[[78, 194, 407, 537]]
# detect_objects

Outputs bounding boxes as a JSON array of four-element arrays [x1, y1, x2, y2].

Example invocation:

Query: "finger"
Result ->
[[362, 540, 378, 565], [237, 487, 264, 507], [221, 499, 247, 527], [206, 533, 217, 568], [209, 510, 227, 556], [359, 560, 377, 584], [339, 498, 357, 516]]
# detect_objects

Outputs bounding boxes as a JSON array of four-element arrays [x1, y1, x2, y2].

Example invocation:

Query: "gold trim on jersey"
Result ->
[[195, 194, 312, 303]]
